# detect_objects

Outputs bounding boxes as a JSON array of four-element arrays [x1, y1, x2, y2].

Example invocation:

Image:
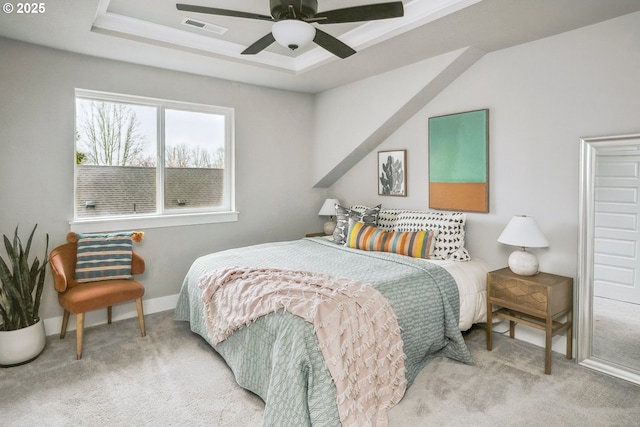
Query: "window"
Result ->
[[72, 89, 236, 232]]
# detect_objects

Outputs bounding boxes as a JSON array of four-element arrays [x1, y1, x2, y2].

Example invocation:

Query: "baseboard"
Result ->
[[490, 320, 571, 357], [42, 294, 180, 337]]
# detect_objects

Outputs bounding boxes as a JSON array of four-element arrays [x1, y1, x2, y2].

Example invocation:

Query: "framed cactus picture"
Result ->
[[378, 150, 407, 196]]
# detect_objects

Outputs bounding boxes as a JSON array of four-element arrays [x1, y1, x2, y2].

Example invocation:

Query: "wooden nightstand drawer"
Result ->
[[491, 276, 548, 312], [488, 268, 572, 319]]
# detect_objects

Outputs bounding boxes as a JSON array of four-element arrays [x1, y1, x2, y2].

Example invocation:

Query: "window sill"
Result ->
[[70, 211, 239, 233]]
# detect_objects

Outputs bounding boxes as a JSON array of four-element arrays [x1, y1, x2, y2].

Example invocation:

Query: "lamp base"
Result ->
[[508, 249, 539, 276], [323, 220, 336, 235]]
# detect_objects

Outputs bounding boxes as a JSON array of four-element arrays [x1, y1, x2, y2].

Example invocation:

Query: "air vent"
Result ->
[[182, 17, 228, 35], [184, 19, 205, 28]]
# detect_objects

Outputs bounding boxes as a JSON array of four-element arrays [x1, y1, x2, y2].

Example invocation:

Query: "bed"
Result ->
[[175, 207, 488, 427]]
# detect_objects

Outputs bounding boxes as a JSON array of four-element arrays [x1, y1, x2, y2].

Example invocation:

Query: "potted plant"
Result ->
[[0, 225, 49, 366]]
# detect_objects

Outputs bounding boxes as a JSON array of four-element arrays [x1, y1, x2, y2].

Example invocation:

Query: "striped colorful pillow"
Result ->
[[74, 232, 134, 283], [346, 220, 438, 259]]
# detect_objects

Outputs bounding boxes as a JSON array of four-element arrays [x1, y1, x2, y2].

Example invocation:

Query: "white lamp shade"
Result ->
[[497, 215, 549, 248], [318, 198, 340, 216], [272, 20, 316, 50]]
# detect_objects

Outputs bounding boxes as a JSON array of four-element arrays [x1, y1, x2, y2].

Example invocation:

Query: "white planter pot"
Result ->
[[0, 319, 46, 367]]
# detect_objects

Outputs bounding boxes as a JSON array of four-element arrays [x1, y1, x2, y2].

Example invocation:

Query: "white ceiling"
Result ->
[[1, 0, 639, 93]]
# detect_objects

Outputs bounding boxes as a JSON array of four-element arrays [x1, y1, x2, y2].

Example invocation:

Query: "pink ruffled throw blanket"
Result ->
[[199, 267, 407, 427]]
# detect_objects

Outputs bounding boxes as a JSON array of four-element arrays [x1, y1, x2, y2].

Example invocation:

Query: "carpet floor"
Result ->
[[593, 296, 640, 372], [1, 310, 639, 426]]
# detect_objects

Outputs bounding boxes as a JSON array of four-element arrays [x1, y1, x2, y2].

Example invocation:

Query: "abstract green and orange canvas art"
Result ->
[[428, 109, 489, 213]]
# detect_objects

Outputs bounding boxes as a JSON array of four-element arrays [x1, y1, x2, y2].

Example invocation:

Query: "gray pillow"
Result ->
[[332, 204, 381, 245]]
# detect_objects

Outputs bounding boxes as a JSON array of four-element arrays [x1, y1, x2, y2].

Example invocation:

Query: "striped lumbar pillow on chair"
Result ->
[[73, 232, 137, 283]]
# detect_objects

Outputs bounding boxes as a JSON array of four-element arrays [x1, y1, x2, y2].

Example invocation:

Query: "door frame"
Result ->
[[578, 133, 640, 385]]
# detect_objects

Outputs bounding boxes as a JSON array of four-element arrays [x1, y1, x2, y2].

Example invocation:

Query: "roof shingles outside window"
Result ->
[[75, 165, 223, 217]]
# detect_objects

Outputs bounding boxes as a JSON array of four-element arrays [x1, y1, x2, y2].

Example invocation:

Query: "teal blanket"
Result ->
[[175, 238, 472, 426]]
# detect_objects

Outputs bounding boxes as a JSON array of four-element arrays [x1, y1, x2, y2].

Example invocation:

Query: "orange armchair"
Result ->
[[48, 242, 146, 359]]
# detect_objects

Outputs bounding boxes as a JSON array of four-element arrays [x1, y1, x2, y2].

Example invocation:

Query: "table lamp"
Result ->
[[497, 215, 549, 276], [318, 198, 340, 235]]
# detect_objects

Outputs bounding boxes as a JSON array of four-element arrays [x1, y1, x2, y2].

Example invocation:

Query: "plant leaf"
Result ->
[[0, 225, 47, 330]]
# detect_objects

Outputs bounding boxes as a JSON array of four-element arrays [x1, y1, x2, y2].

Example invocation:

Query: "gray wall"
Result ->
[[2, 11, 640, 331], [323, 12, 640, 279], [0, 37, 325, 322]]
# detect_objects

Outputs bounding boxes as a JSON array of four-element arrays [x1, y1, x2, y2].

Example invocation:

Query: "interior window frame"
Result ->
[[71, 89, 237, 232]]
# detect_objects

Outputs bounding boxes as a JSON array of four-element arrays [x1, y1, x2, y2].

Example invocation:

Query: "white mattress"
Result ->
[[429, 258, 489, 331]]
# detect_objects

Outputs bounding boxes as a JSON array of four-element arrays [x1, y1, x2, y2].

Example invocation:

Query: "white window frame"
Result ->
[[71, 89, 237, 233]]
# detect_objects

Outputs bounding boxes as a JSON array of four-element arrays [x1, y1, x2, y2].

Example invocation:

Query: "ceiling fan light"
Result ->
[[272, 20, 315, 51]]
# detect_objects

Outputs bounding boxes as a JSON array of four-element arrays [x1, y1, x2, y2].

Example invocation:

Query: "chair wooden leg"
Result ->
[[107, 306, 112, 324], [60, 310, 70, 339], [135, 298, 146, 337], [76, 313, 85, 360]]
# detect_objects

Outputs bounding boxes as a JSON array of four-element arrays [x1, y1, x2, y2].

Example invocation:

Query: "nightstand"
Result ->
[[486, 267, 573, 374], [305, 232, 327, 238]]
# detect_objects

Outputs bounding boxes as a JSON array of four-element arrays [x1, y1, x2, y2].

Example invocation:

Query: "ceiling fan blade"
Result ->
[[315, 2, 404, 24], [241, 32, 276, 55], [313, 28, 356, 59], [176, 4, 274, 22]]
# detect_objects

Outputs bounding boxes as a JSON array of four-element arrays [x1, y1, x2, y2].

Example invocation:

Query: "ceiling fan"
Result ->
[[176, 0, 404, 59]]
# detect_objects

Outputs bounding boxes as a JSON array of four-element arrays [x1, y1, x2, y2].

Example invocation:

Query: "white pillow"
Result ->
[[375, 209, 402, 231], [393, 211, 470, 261]]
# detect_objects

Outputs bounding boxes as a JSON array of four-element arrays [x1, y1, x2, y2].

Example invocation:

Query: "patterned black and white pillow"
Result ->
[[394, 211, 470, 261], [332, 204, 381, 245], [376, 208, 403, 231]]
